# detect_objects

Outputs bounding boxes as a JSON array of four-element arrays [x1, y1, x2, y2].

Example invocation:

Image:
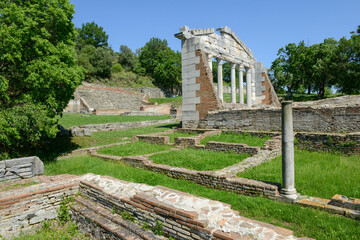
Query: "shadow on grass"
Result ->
[[35, 135, 80, 164], [153, 123, 180, 129]]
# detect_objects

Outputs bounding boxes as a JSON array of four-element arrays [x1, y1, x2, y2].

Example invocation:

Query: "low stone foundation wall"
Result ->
[[0, 175, 80, 238], [70, 118, 178, 136], [92, 153, 280, 199], [77, 174, 299, 240], [136, 135, 170, 145], [205, 141, 260, 156], [0, 157, 44, 182], [295, 132, 360, 154], [140, 103, 171, 115]]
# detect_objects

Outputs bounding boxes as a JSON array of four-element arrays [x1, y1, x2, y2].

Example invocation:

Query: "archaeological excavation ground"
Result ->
[[1, 26, 359, 240]]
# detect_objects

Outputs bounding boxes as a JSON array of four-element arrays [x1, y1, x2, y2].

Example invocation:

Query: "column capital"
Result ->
[[238, 64, 244, 71], [217, 59, 223, 65], [230, 63, 236, 69]]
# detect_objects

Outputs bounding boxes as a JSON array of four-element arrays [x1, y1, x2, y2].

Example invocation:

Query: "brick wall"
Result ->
[[195, 50, 221, 119], [76, 174, 298, 240], [0, 175, 80, 238]]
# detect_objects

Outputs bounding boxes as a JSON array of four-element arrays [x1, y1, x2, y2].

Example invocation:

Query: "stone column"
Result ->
[[238, 65, 244, 104], [281, 101, 297, 199], [208, 54, 213, 72], [230, 63, 236, 103], [217, 59, 223, 102], [246, 67, 252, 107]]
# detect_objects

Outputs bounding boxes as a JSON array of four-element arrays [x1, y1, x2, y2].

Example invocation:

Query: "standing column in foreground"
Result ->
[[281, 101, 298, 199]]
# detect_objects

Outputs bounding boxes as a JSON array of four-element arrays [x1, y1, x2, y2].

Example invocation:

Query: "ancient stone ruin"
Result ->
[[175, 26, 279, 128]]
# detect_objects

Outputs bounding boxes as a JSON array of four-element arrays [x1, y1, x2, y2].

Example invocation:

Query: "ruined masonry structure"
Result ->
[[175, 26, 279, 128]]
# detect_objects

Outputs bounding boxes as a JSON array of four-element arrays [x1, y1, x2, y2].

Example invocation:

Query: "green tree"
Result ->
[[77, 45, 114, 80], [138, 38, 169, 76], [153, 49, 182, 91], [310, 38, 339, 98], [337, 26, 360, 94], [118, 45, 136, 71], [76, 21, 109, 50], [0, 0, 84, 158]]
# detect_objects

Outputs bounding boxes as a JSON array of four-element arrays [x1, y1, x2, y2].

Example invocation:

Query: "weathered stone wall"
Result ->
[[140, 103, 171, 115], [205, 141, 260, 156], [77, 174, 298, 240], [295, 132, 360, 154], [198, 106, 360, 133], [93, 153, 280, 199], [75, 85, 147, 111], [0, 175, 79, 238], [0, 157, 43, 182], [124, 86, 174, 98]]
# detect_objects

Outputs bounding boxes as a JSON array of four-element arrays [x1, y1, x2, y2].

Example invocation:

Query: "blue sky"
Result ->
[[70, 0, 360, 68]]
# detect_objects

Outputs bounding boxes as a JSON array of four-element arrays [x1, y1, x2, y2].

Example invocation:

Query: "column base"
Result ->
[[280, 188, 299, 200]]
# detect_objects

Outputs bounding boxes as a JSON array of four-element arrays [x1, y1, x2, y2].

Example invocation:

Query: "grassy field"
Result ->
[[97, 141, 173, 157], [238, 149, 360, 199], [150, 148, 249, 171], [57, 113, 171, 128], [72, 123, 178, 148], [200, 132, 271, 147], [161, 132, 198, 143], [44, 155, 360, 240]]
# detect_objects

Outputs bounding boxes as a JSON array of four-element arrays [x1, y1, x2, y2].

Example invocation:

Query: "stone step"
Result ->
[[71, 196, 162, 240]]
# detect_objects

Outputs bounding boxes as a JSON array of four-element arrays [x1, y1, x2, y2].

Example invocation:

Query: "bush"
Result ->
[[111, 63, 124, 73], [0, 103, 58, 160]]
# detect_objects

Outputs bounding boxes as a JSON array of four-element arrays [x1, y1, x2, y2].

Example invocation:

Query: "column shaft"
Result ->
[[281, 101, 297, 199], [217, 60, 223, 102], [230, 63, 236, 103], [246, 68, 252, 107], [239, 65, 244, 104]]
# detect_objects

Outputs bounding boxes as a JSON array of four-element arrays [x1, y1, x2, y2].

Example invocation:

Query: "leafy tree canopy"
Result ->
[[118, 45, 136, 71], [77, 45, 114, 80], [137, 38, 181, 91], [138, 38, 169, 76], [271, 25, 360, 98], [0, 0, 84, 158], [76, 21, 109, 49]]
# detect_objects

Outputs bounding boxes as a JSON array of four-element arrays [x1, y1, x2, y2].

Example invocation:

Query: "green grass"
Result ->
[[238, 149, 360, 199], [200, 132, 271, 147], [44, 155, 360, 240], [72, 123, 179, 148], [150, 148, 249, 171], [223, 93, 247, 103], [148, 96, 182, 106], [97, 141, 173, 157], [162, 132, 198, 143], [12, 219, 88, 240], [57, 113, 171, 128]]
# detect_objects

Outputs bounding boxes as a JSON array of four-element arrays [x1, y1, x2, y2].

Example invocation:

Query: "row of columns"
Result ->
[[211, 58, 254, 107]]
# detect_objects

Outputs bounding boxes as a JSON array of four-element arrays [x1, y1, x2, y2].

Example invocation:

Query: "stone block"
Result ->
[[32, 156, 44, 176]]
